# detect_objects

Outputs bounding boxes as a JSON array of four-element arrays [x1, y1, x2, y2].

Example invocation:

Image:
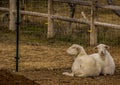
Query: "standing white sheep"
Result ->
[[63, 44, 101, 77], [93, 44, 115, 75]]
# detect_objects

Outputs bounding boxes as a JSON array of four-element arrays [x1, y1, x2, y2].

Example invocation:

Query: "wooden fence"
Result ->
[[0, 0, 120, 45]]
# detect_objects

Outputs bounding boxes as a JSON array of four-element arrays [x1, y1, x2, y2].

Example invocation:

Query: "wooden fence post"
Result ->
[[48, 0, 54, 38], [66, 3, 76, 35], [9, 0, 16, 31], [90, 0, 97, 46]]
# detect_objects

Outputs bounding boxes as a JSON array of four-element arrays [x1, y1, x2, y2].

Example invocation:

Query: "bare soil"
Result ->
[[0, 69, 39, 85], [0, 42, 120, 85]]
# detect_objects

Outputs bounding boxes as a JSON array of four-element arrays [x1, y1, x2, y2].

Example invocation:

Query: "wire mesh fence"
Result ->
[[0, 0, 120, 46]]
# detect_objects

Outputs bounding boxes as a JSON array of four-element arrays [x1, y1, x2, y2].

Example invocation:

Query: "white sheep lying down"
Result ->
[[63, 44, 101, 77], [63, 44, 115, 77], [93, 44, 115, 75]]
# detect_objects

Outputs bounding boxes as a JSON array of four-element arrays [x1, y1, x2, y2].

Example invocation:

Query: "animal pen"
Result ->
[[0, 0, 120, 45], [0, 0, 120, 85]]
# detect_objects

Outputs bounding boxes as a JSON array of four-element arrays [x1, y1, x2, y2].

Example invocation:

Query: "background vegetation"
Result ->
[[0, 0, 120, 46]]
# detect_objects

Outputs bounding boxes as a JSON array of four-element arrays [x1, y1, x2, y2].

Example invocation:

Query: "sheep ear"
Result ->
[[94, 46, 97, 49], [76, 47, 81, 52], [105, 45, 110, 49]]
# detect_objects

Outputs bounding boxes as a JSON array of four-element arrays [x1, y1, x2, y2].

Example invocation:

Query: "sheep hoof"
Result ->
[[62, 72, 74, 77], [103, 74, 107, 76]]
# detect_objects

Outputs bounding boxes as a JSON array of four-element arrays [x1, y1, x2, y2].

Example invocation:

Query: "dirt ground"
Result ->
[[0, 42, 120, 85], [0, 69, 39, 85]]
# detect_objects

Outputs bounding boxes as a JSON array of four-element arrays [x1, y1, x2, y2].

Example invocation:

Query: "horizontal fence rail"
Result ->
[[0, 7, 120, 29], [53, 0, 120, 11], [52, 15, 120, 29], [0, 0, 120, 45], [0, 7, 9, 11]]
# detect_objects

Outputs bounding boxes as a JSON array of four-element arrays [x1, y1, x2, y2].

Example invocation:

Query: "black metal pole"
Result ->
[[16, 0, 20, 72]]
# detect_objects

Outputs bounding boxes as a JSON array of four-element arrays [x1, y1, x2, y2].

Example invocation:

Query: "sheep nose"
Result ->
[[101, 51, 104, 54]]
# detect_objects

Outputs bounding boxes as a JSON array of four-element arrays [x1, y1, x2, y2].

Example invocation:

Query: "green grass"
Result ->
[[0, 0, 120, 46]]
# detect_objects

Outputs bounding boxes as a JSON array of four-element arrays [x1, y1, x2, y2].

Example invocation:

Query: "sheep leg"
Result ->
[[62, 72, 74, 77], [76, 74, 86, 77], [102, 67, 114, 76]]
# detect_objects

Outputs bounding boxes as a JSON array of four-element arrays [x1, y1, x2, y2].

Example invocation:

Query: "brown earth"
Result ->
[[0, 69, 39, 85], [0, 67, 120, 85], [0, 42, 120, 85], [18, 68, 120, 85]]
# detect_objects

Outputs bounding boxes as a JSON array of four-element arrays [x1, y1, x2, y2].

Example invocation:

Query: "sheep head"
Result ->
[[94, 44, 110, 56], [67, 44, 87, 56]]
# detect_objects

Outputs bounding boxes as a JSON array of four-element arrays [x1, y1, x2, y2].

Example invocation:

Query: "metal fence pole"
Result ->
[[15, 0, 20, 72]]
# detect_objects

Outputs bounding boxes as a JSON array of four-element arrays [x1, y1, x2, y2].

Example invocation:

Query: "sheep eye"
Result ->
[[94, 47, 98, 49], [105, 45, 109, 49], [72, 47, 76, 49], [80, 65, 82, 67]]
